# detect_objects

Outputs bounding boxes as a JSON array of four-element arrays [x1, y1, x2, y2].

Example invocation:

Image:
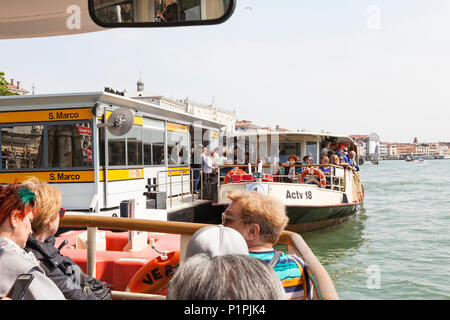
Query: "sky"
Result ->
[[1, 0, 450, 143]]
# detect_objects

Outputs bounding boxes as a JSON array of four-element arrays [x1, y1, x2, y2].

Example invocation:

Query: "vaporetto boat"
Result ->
[[215, 131, 364, 233]]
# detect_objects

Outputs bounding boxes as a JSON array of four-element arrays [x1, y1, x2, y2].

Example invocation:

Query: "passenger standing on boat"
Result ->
[[0, 184, 65, 300], [286, 155, 300, 182], [319, 155, 332, 189], [297, 155, 313, 183], [191, 145, 202, 194], [348, 151, 360, 171], [22, 178, 112, 300], [223, 191, 313, 300], [321, 141, 331, 156]]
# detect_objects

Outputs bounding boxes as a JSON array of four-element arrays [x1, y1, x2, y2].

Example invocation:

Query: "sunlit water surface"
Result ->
[[301, 160, 450, 299]]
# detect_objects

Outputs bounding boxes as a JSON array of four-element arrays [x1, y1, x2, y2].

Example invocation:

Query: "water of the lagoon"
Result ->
[[301, 159, 450, 299]]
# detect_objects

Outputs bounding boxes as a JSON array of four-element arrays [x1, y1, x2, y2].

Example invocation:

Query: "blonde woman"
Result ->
[[22, 177, 111, 300]]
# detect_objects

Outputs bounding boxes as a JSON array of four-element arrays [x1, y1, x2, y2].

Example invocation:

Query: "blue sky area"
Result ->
[[1, 0, 450, 143]]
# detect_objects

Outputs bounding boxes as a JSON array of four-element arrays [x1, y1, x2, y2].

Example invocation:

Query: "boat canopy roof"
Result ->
[[232, 131, 357, 149], [0, 91, 226, 130]]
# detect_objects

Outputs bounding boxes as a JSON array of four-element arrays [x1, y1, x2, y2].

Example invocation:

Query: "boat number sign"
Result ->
[[286, 190, 313, 200]]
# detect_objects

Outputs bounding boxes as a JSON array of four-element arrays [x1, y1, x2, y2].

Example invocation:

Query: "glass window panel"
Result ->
[[1, 125, 44, 169], [151, 130, 165, 165], [143, 127, 152, 166], [279, 142, 301, 163], [168, 131, 188, 165], [108, 136, 125, 166], [127, 126, 142, 166], [48, 123, 93, 168], [306, 142, 318, 164]]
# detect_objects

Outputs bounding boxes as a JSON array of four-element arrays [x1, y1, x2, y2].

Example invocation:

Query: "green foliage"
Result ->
[[104, 87, 124, 96], [0, 71, 19, 96]]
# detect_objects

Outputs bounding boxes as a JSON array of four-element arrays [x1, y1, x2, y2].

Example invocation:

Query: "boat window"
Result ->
[[126, 126, 143, 166], [108, 135, 126, 166], [306, 142, 318, 164], [279, 142, 301, 163], [1, 125, 44, 169], [143, 127, 165, 166], [168, 131, 189, 165], [48, 123, 93, 168]]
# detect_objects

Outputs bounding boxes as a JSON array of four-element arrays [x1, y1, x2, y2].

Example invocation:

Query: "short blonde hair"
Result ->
[[226, 190, 288, 244], [21, 177, 62, 235]]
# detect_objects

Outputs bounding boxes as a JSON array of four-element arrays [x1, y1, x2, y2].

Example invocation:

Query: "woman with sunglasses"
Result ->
[[0, 183, 65, 299], [22, 177, 111, 300]]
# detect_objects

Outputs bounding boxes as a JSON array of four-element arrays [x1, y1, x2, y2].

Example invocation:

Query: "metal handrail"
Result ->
[[217, 164, 347, 191], [59, 215, 339, 300], [156, 168, 203, 208]]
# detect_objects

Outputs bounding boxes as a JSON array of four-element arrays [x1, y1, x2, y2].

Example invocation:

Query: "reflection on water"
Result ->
[[302, 208, 368, 277]]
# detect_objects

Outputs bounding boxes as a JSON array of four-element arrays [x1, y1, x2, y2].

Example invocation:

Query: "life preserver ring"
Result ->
[[300, 167, 326, 188], [126, 251, 179, 295], [223, 168, 246, 184]]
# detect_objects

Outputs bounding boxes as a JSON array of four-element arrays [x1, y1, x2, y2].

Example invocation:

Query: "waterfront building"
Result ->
[[349, 135, 368, 159], [7, 79, 29, 95], [379, 143, 388, 159], [125, 77, 236, 133]]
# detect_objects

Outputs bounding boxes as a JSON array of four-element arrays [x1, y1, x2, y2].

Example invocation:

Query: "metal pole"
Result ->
[[169, 171, 173, 208], [181, 168, 184, 204], [87, 227, 97, 277]]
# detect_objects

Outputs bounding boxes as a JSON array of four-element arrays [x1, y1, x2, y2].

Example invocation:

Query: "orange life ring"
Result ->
[[126, 251, 179, 295], [299, 167, 326, 188], [223, 168, 246, 184]]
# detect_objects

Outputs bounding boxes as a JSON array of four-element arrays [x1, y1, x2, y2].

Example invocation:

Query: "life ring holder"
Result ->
[[299, 167, 326, 188], [223, 168, 246, 184], [126, 251, 180, 295]]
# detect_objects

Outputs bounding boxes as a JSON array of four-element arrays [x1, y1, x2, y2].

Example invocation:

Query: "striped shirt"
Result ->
[[249, 250, 313, 300]]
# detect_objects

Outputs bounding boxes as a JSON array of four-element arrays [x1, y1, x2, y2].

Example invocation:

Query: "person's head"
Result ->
[[330, 154, 339, 165], [339, 156, 345, 164], [21, 177, 62, 238], [223, 191, 288, 247], [163, 3, 178, 21], [349, 151, 356, 159], [288, 154, 299, 163], [320, 155, 329, 165], [166, 254, 286, 300], [303, 155, 312, 164], [210, 150, 215, 157], [185, 225, 248, 259], [0, 183, 37, 248]]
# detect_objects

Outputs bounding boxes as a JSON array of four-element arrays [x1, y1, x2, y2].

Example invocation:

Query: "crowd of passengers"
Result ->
[[190, 142, 360, 191], [0, 179, 313, 300]]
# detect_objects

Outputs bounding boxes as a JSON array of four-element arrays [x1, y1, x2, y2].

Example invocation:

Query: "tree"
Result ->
[[0, 71, 18, 96], [104, 87, 124, 96]]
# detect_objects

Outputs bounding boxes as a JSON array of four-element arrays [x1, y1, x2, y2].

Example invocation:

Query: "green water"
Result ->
[[302, 159, 450, 299]]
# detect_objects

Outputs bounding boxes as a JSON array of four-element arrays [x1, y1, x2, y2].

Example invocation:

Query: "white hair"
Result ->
[[166, 254, 286, 300]]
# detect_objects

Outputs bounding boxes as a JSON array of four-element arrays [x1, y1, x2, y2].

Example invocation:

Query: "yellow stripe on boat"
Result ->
[[0, 108, 93, 123]]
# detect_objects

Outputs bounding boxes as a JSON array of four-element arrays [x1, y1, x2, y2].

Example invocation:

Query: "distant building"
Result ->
[[7, 79, 29, 95], [349, 135, 368, 158], [125, 77, 236, 132], [235, 120, 291, 133]]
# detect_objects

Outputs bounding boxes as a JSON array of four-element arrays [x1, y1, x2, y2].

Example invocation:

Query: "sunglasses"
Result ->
[[221, 212, 245, 226], [59, 208, 66, 219]]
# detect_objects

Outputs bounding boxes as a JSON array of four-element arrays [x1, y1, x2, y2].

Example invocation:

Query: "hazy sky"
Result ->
[[2, 0, 450, 143]]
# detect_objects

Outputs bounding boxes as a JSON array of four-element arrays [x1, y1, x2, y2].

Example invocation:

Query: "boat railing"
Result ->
[[156, 168, 203, 208], [217, 164, 348, 191], [59, 215, 339, 300]]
